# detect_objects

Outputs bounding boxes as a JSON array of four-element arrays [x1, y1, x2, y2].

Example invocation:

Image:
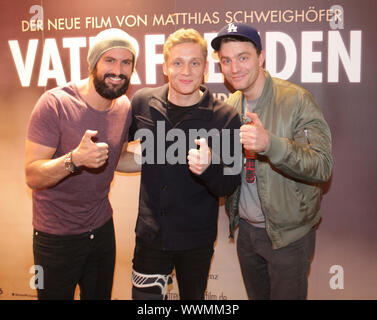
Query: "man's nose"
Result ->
[[231, 60, 240, 73], [111, 62, 122, 75], [181, 63, 191, 75]]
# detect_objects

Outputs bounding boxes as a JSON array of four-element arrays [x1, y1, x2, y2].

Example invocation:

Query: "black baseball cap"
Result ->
[[211, 23, 262, 51]]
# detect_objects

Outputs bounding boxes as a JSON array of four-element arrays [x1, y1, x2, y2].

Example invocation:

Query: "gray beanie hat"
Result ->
[[88, 28, 139, 72]]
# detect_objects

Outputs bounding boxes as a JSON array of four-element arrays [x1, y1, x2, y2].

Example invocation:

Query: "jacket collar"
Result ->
[[254, 70, 273, 113], [148, 84, 214, 122]]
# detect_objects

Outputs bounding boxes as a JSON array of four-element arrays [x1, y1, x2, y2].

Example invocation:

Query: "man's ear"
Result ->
[[204, 60, 209, 76], [259, 50, 266, 68], [162, 62, 168, 76]]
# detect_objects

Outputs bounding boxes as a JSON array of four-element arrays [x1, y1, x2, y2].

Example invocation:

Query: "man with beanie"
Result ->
[[211, 23, 333, 299], [25, 28, 138, 300]]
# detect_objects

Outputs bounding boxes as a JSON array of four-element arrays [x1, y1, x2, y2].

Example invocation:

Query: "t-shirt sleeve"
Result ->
[[123, 103, 132, 143], [128, 94, 139, 142], [27, 92, 60, 148]]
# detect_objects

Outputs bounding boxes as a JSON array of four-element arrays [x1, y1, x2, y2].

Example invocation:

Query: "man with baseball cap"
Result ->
[[211, 23, 333, 299], [25, 28, 139, 299]]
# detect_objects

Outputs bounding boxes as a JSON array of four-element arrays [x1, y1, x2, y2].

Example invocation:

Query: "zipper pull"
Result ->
[[304, 128, 311, 146]]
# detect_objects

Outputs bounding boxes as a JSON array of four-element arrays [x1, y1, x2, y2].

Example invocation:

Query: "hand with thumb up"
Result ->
[[71, 130, 109, 168], [187, 138, 212, 175], [240, 112, 270, 153]]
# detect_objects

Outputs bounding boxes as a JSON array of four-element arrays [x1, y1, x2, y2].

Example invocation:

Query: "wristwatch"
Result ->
[[64, 151, 81, 173]]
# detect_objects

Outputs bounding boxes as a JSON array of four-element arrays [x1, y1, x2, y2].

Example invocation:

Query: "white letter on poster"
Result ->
[[328, 31, 361, 83], [145, 34, 165, 84], [38, 38, 66, 86], [301, 31, 323, 83], [265, 32, 297, 80], [63, 37, 86, 82], [9, 39, 38, 87]]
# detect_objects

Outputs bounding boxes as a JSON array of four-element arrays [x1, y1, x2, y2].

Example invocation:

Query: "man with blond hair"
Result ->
[[129, 28, 241, 300]]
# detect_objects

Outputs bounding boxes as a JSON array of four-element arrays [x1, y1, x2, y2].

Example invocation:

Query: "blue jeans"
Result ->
[[237, 219, 316, 300], [132, 239, 214, 300], [33, 218, 115, 300]]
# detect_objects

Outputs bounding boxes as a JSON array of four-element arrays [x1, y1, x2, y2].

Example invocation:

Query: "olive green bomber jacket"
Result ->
[[225, 71, 333, 249]]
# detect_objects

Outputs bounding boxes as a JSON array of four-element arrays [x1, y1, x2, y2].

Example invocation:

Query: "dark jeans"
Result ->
[[237, 219, 316, 300], [132, 240, 214, 300], [33, 218, 116, 300]]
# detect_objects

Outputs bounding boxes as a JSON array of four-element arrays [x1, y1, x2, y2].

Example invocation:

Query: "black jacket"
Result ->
[[129, 84, 241, 250]]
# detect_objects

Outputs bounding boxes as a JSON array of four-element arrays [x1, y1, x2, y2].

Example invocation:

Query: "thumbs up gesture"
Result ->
[[187, 138, 212, 175], [72, 130, 109, 168], [240, 112, 270, 153]]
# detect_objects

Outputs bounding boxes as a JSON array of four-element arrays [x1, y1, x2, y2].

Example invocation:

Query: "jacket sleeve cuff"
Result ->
[[259, 132, 288, 164], [197, 151, 223, 182]]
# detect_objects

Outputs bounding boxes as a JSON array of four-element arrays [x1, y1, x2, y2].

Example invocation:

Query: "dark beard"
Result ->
[[93, 71, 130, 100]]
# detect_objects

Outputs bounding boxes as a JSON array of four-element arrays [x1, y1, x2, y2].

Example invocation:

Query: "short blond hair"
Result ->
[[163, 28, 208, 62]]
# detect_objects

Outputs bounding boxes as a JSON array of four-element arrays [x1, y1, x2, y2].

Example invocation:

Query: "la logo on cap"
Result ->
[[227, 23, 237, 33]]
